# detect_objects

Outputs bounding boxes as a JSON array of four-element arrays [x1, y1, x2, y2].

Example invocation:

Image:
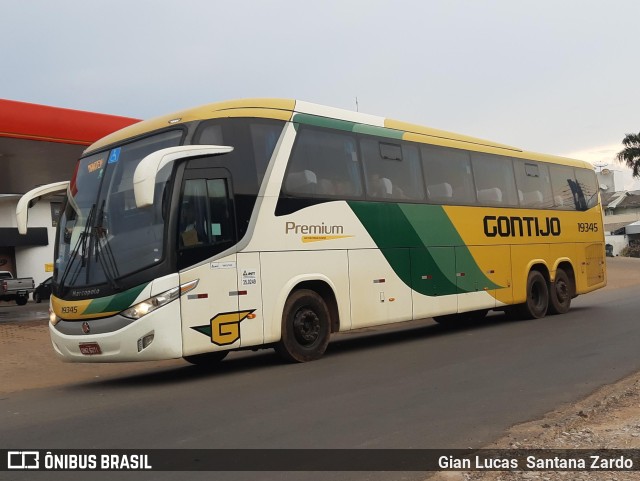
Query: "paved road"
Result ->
[[1, 282, 639, 480], [0, 300, 48, 323]]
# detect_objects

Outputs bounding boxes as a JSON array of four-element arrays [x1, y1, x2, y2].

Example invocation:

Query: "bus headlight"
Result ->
[[121, 287, 180, 320], [49, 307, 60, 326]]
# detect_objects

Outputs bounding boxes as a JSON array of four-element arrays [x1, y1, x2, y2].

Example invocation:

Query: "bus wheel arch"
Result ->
[[517, 264, 550, 320], [276, 286, 333, 363], [548, 262, 575, 315], [293, 280, 340, 334]]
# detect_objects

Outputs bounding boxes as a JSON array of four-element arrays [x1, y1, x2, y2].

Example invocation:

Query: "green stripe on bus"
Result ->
[[347, 202, 501, 296], [293, 113, 356, 133], [399, 204, 500, 290], [399, 204, 465, 246], [82, 296, 114, 315], [292, 113, 404, 140], [352, 124, 404, 139], [83, 283, 149, 315]]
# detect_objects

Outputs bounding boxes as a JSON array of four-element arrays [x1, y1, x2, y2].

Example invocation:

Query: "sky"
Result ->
[[3, 0, 639, 186]]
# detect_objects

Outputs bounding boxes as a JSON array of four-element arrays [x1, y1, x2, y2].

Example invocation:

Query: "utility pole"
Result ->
[[355, 97, 359, 112]]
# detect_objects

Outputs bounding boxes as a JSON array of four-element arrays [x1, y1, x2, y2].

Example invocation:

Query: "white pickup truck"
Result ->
[[0, 271, 35, 306]]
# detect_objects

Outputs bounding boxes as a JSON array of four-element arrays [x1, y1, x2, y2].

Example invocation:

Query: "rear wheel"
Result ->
[[16, 296, 28, 306], [548, 268, 572, 315], [183, 350, 228, 366], [517, 270, 549, 319], [276, 289, 330, 363]]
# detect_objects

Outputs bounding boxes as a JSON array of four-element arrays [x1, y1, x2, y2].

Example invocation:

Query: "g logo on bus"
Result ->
[[191, 310, 255, 346], [82, 322, 91, 334]]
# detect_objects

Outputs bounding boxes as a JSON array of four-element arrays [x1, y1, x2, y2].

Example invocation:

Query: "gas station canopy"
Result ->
[[0, 99, 139, 194]]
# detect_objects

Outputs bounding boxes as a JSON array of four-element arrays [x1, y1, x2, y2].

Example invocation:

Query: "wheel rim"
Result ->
[[292, 307, 321, 347]]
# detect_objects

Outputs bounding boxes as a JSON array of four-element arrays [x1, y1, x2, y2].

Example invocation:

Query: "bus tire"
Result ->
[[517, 270, 549, 319], [183, 350, 228, 366], [276, 289, 330, 363], [548, 268, 572, 315]]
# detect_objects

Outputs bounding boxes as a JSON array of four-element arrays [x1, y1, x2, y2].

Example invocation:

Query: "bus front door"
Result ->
[[178, 168, 242, 357]]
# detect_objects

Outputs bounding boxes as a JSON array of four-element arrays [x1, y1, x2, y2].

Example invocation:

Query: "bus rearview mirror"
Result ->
[[133, 145, 233, 208], [16, 181, 69, 235]]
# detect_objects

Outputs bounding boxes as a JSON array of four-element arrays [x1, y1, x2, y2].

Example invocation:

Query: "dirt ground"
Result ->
[[2, 257, 640, 480], [428, 371, 640, 481], [0, 320, 186, 394]]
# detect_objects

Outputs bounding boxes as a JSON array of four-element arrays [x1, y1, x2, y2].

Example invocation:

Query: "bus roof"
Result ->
[[85, 98, 592, 170]]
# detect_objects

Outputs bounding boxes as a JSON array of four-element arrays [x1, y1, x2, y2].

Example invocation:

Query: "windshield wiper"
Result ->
[[59, 204, 96, 294], [94, 200, 121, 290]]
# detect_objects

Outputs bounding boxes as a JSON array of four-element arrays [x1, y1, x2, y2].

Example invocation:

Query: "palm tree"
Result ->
[[616, 132, 640, 178]]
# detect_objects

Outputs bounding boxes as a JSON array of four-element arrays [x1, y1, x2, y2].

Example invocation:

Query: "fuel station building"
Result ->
[[0, 99, 138, 284]]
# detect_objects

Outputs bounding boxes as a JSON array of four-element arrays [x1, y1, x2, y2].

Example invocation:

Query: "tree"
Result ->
[[616, 132, 640, 178]]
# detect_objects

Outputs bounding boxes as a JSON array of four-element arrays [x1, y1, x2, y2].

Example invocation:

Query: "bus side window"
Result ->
[[422, 145, 475, 204], [285, 170, 318, 194], [574, 168, 599, 210], [284, 127, 363, 199], [426, 182, 453, 200], [361, 139, 425, 202], [250, 122, 285, 188], [179, 178, 235, 248], [179, 179, 209, 247], [514, 160, 554, 208], [471, 153, 518, 207], [477, 187, 503, 204], [549, 165, 578, 210], [197, 124, 224, 145], [207, 179, 234, 243]]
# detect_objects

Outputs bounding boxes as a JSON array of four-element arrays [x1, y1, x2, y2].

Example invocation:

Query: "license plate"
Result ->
[[79, 343, 102, 355]]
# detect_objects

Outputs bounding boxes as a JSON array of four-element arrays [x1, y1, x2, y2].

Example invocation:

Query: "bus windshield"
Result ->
[[54, 130, 183, 291]]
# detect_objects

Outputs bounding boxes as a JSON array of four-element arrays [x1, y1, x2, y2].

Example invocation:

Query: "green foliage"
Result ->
[[616, 132, 640, 178]]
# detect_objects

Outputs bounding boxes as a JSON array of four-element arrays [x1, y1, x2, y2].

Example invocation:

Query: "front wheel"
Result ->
[[16, 296, 28, 306], [34, 292, 42, 303], [548, 268, 572, 315], [275, 289, 331, 363], [517, 270, 549, 319]]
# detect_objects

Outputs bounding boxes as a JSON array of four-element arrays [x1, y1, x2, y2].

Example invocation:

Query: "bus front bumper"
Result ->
[[49, 300, 183, 362]]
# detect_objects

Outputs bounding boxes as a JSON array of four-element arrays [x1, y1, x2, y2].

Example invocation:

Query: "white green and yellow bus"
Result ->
[[17, 99, 606, 364]]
